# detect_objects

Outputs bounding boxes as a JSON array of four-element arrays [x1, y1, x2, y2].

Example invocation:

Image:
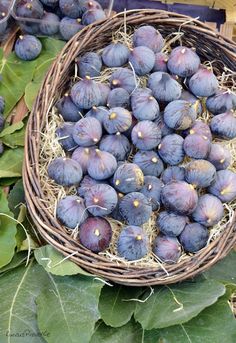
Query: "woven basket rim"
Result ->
[[23, 9, 236, 286]]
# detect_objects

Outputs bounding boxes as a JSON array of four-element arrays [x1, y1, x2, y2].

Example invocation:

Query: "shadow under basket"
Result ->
[[23, 9, 236, 286]]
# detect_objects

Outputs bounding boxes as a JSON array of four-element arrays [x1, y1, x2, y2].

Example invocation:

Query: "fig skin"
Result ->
[[97, 83, 110, 106], [79, 217, 112, 252], [192, 194, 224, 227], [131, 120, 161, 151], [161, 166, 185, 184], [148, 71, 182, 103], [86, 106, 108, 124], [40, 12, 60, 36], [110, 68, 137, 94], [71, 77, 101, 109], [208, 170, 236, 202], [103, 107, 132, 134], [189, 67, 219, 97], [210, 111, 236, 140], [87, 149, 117, 181], [157, 211, 188, 237], [167, 46, 200, 77], [72, 117, 102, 146], [99, 133, 131, 161], [207, 143, 231, 171], [84, 183, 118, 216], [16, 0, 44, 19], [185, 160, 216, 188], [56, 195, 88, 229], [163, 100, 197, 130], [102, 43, 129, 67], [59, 0, 84, 18], [161, 181, 198, 215], [158, 134, 184, 166], [47, 157, 83, 187], [140, 175, 163, 210], [56, 94, 83, 122], [119, 192, 152, 225], [154, 114, 173, 137], [82, 8, 106, 25], [129, 46, 155, 76], [183, 133, 211, 159], [133, 25, 164, 53], [56, 122, 78, 152], [77, 175, 105, 197], [152, 52, 168, 72], [117, 226, 149, 261], [153, 234, 181, 264], [133, 150, 164, 177], [131, 88, 160, 121], [184, 120, 212, 141], [15, 35, 42, 61], [72, 146, 95, 173], [77, 52, 102, 78], [179, 223, 209, 253], [107, 88, 130, 108], [0, 96, 5, 114], [180, 90, 202, 116], [113, 163, 144, 194], [59, 17, 84, 41], [206, 89, 236, 115]]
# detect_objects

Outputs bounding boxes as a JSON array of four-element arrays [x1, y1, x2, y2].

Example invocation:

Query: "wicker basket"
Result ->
[[23, 9, 236, 286]]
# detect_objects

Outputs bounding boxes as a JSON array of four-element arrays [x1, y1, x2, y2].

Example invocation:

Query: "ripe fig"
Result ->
[[59, 17, 84, 41], [185, 160, 216, 188], [208, 170, 236, 202], [103, 107, 132, 134], [113, 163, 144, 193], [153, 234, 181, 263], [167, 46, 200, 77], [158, 134, 184, 165], [99, 133, 131, 161], [71, 76, 101, 109], [129, 46, 155, 76], [131, 88, 160, 121], [48, 157, 83, 186], [56, 195, 88, 229], [192, 194, 224, 227], [163, 100, 197, 130], [72, 146, 95, 173], [161, 166, 185, 184], [206, 89, 236, 115], [185, 120, 212, 141], [79, 217, 112, 252], [207, 143, 231, 170], [59, 0, 84, 18], [210, 111, 236, 140], [107, 88, 130, 108], [154, 114, 173, 137], [180, 90, 202, 116], [161, 181, 198, 215], [133, 150, 164, 177], [189, 67, 219, 97], [133, 25, 164, 53], [82, 8, 106, 25], [56, 122, 78, 152], [179, 223, 209, 253], [72, 117, 102, 146], [77, 175, 105, 197], [152, 52, 168, 72], [16, 0, 44, 19], [84, 184, 118, 216], [15, 35, 42, 61], [39, 12, 60, 35], [77, 52, 102, 78], [86, 106, 108, 123], [183, 133, 211, 159], [140, 175, 163, 210], [102, 43, 129, 67], [131, 120, 161, 150], [110, 68, 136, 94], [117, 226, 149, 261], [56, 94, 83, 122], [157, 211, 188, 236], [148, 72, 182, 103], [87, 149, 117, 180], [97, 83, 110, 106]]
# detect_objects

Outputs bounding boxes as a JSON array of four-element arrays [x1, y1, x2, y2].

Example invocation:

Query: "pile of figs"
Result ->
[[47, 25, 236, 264]]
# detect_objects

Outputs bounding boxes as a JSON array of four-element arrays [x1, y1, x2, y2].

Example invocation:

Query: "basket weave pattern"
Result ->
[[24, 10, 236, 286]]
